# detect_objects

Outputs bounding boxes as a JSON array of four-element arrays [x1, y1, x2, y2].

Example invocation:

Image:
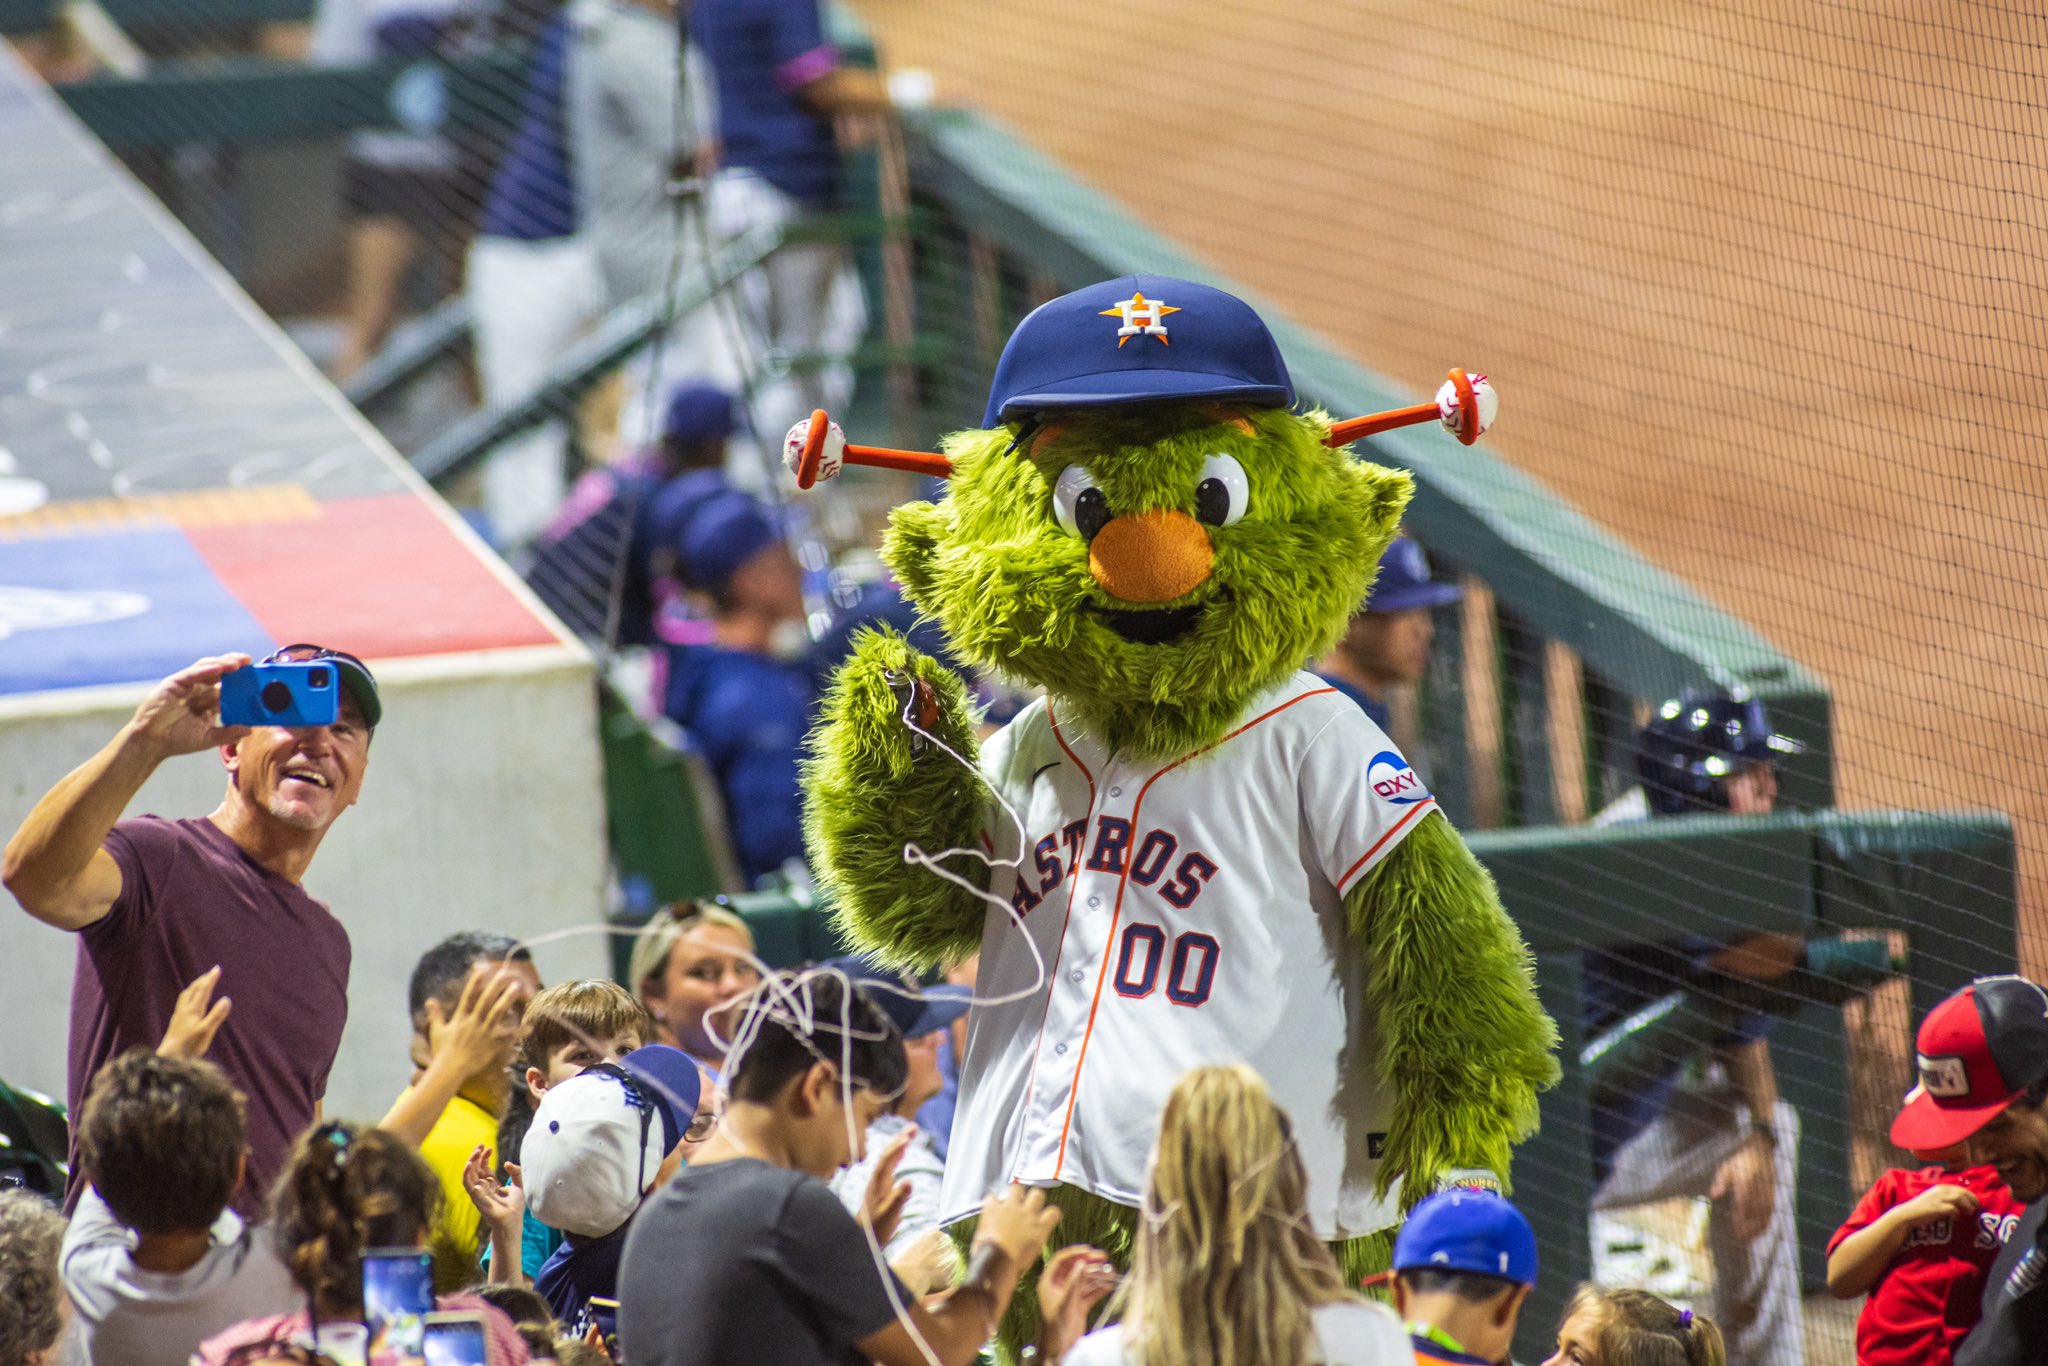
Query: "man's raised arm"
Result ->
[[2, 654, 251, 930]]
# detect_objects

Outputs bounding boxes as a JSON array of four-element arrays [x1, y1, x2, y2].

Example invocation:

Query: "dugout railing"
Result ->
[[23, 11, 2023, 1356]]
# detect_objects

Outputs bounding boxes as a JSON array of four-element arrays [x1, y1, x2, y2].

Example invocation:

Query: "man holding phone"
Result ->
[[2, 644, 380, 1214]]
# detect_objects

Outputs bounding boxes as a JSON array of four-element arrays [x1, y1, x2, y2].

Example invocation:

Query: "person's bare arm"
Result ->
[[791, 65, 892, 119], [3, 655, 251, 930], [1709, 1036, 1782, 1240], [1828, 1183, 1981, 1297], [857, 1185, 1061, 1366], [377, 967, 523, 1148]]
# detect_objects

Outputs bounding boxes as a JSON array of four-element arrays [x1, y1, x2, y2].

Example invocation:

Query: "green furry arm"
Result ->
[[801, 628, 988, 973], [1350, 810, 1561, 1201]]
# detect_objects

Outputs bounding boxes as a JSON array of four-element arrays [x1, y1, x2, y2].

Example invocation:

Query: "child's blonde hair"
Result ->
[[1562, 1284, 1726, 1366]]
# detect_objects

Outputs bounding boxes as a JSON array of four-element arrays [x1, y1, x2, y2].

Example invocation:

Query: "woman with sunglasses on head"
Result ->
[[4, 645, 380, 1216], [196, 1122, 530, 1366], [628, 900, 763, 1085]]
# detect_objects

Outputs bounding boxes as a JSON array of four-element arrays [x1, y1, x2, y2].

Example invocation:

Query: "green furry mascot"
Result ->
[[795, 275, 1558, 1355]]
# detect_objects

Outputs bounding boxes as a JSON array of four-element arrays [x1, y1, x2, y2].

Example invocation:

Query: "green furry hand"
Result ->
[[802, 628, 990, 972]]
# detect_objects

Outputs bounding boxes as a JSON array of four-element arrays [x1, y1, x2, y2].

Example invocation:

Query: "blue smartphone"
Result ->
[[422, 1311, 490, 1366], [361, 1247, 433, 1357], [219, 660, 340, 728]]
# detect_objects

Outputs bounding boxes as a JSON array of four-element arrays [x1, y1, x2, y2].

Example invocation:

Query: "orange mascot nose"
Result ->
[[1088, 509, 1215, 604]]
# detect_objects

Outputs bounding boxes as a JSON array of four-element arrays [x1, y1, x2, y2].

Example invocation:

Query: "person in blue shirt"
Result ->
[[688, 0, 896, 440], [524, 381, 737, 646], [1316, 532, 1460, 731], [658, 486, 812, 885]]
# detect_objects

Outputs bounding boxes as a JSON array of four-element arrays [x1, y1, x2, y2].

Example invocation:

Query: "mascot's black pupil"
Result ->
[[1195, 478, 1230, 526], [1075, 488, 1111, 541]]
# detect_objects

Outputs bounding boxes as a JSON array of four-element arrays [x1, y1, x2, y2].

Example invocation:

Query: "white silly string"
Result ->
[[505, 669, 1070, 1362]]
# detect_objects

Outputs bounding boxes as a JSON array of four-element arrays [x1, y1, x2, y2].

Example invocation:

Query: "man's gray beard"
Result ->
[[261, 789, 325, 830]]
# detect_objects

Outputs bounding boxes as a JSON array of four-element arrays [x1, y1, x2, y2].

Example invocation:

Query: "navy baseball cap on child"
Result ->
[[982, 274, 1294, 427], [822, 953, 970, 1041], [521, 1044, 701, 1238], [1366, 536, 1462, 614], [1393, 1189, 1538, 1286]]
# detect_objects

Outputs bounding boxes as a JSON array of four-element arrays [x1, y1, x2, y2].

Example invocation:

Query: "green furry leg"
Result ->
[[1338, 1230, 1395, 1307], [950, 1188, 1393, 1363], [949, 1185, 1137, 1365]]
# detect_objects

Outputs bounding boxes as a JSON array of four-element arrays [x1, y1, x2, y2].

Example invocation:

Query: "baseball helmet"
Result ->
[[981, 274, 1294, 427], [1636, 693, 1803, 816]]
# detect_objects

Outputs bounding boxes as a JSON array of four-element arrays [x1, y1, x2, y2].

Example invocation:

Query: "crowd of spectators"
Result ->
[[5, 647, 2048, 1366]]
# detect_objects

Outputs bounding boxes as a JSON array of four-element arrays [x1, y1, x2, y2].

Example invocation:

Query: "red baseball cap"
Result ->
[[1891, 977, 2048, 1151]]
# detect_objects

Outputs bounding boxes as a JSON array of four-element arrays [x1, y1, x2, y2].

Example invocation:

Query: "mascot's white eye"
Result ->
[[1195, 453, 1249, 527], [1052, 465, 1111, 541]]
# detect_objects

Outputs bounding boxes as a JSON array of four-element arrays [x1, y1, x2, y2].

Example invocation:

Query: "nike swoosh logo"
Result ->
[[1031, 762, 1060, 783]]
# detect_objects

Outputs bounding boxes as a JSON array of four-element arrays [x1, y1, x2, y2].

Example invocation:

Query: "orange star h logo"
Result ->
[[1100, 291, 1181, 346]]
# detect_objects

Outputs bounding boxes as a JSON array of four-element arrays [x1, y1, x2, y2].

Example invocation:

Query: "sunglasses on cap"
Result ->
[[262, 643, 371, 674]]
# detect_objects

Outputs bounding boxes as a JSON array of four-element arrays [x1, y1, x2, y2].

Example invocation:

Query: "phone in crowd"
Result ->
[[361, 1247, 434, 1358], [421, 1311, 490, 1366], [586, 1297, 622, 1359], [219, 660, 340, 728]]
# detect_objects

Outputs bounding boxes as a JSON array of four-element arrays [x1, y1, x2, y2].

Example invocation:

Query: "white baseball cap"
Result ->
[[522, 1044, 702, 1238]]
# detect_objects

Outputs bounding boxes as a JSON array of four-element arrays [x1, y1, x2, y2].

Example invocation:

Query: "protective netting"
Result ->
[[8, 0, 2044, 1360]]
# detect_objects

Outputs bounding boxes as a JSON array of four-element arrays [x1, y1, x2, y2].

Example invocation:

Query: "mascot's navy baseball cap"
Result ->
[[981, 274, 1294, 427], [1391, 1189, 1538, 1286], [1892, 976, 2048, 1151]]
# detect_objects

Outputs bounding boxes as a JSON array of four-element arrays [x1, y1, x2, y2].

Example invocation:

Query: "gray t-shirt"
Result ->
[[61, 1188, 299, 1366], [618, 1158, 908, 1366]]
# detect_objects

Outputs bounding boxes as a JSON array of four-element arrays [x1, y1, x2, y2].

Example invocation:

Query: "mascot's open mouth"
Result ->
[[1089, 588, 1231, 645]]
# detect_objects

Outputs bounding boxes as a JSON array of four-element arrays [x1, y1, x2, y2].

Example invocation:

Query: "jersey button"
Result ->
[[1070, 969, 1085, 983], [1109, 786, 1122, 797], [1087, 895, 1101, 909], [1055, 1042, 1069, 1055]]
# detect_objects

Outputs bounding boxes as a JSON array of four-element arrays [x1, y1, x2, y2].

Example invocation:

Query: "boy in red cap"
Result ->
[[1826, 976, 2045, 1366]]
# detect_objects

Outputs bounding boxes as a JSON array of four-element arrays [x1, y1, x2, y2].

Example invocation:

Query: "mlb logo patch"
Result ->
[[1919, 1053, 1970, 1098]]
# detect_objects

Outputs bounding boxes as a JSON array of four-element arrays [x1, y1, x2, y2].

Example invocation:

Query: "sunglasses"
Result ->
[[263, 643, 372, 678]]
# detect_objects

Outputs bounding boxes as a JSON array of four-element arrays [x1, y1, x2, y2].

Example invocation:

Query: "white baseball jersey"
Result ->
[[938, 670, 1441, 1240]]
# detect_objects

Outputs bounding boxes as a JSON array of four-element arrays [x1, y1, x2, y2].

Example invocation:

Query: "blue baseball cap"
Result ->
[[1366, 535, 1462, 614], [982, 274, 1294, 427], [1393, 1190, 1538, 1286], [662, 382, 737, 445], [822, 954, 971, 1040], [642, 480, 782, 593]]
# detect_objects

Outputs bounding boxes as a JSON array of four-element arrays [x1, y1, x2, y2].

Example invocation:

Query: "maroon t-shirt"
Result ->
[[67, 816, 351, 1216]]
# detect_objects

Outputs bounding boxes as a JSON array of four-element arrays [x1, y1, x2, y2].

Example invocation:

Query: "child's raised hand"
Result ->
[[1898, 1181, 1980, 1230], [462, 1143, 524, 1236], [157, 966, 232, 1059]]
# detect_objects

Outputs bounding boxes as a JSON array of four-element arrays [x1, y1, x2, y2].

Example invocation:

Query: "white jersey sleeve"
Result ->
[[1301, 700, 1442, 900]]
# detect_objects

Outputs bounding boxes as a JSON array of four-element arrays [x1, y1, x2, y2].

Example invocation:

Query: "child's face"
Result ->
[[527, 1030, 645, 1101], [1542, 1306, 1602, 1366]]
